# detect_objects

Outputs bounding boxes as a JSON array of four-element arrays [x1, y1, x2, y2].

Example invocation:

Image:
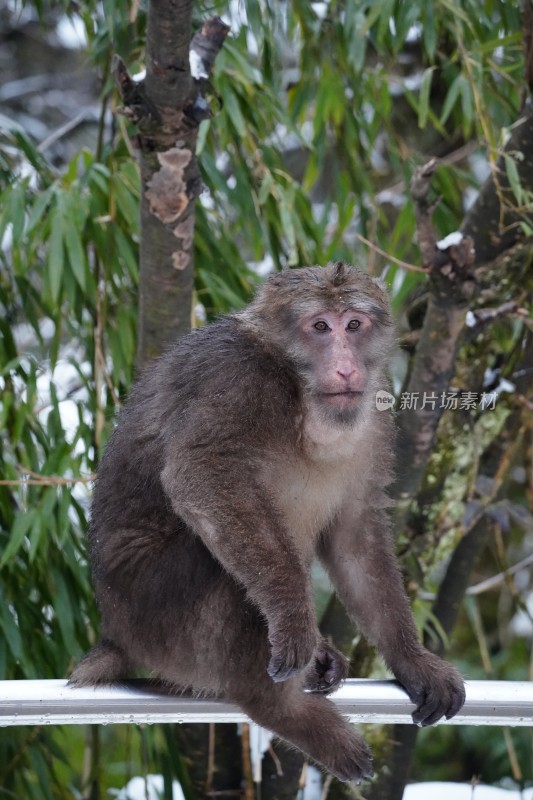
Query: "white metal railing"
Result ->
[[0, 679, 532, 727]]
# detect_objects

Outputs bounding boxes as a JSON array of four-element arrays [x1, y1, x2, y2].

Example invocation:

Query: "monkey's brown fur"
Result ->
[[71, 263, 465, 782]]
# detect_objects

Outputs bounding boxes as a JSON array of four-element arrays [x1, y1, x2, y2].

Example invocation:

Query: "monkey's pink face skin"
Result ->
[[297, 309, 373, 408]]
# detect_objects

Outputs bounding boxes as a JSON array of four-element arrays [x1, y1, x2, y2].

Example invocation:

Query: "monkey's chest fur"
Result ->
[[268, 462, 346, 561], [267, 420, 371, 563]]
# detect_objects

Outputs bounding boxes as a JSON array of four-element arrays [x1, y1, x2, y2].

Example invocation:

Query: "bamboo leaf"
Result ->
[[0, 510, 37, 566], [0, 588, 26, 664], [47, 201, 65, 303], [52, 570, 79, 656], [422, 1, 437, 58], [258, 171, 274, 205], [418, 68, 435, 129], [26, 184, 56, 235], [440, 73, 462, 124], [62, 194, 87, 292], [7, 180, 28, 243], [504, 153, 523, 204], [223, 90, 246, 137]]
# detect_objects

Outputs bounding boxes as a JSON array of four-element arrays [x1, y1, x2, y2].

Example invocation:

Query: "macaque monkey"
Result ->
[[70, 262, 465, 782]]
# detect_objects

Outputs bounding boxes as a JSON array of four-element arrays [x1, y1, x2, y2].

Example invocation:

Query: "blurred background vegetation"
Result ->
[[0, 0, 532, 798]]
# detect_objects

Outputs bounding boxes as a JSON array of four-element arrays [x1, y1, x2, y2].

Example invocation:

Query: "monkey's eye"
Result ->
[[314, 320, 330, 332], [347, 319, 361, 330]]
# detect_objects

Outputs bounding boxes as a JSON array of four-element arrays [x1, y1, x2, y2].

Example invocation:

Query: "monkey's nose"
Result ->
[[336, 366, 356, 379]]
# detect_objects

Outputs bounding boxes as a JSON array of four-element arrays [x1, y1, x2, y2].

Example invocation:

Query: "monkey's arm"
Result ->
[[160, 454, 320, 682], [319, 500, 465, 726]]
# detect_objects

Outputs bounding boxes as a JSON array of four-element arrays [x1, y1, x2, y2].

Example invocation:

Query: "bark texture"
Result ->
[[114, 5, 229, 365]]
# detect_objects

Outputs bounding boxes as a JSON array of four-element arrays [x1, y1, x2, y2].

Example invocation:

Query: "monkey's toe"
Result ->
[[304, 642, 348, 694], [327, 734, 374, 783]]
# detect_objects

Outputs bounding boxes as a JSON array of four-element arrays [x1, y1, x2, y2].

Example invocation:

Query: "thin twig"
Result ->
[[319, 774, 333, 800], [240, 724, 255, 800], [38, 112, 89, 152], [467, 595, 523, 782], [467, 552, 533, 595], [0, 466, 94, 487], [267, 743, 283, 777], [355, 233, 426, 273], [205, 722, 216, 796], [298, 762, 308, 794]]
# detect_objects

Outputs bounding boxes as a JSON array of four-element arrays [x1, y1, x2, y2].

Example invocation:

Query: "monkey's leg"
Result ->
[[160, 466, 320, 682], [320, 502, 465, 726], [233, 677, 373, 783]]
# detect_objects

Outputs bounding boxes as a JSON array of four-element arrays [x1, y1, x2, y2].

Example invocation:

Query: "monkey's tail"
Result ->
[[68, 638, 129, 687]]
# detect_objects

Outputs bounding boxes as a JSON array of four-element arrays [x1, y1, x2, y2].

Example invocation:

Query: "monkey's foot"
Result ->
[[267, 621, 319, 682], [326, 728, 374, 783], [304, 641, 348, 694]]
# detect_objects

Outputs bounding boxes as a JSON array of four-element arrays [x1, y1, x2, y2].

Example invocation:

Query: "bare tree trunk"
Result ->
[[113, 4, 229, 365]]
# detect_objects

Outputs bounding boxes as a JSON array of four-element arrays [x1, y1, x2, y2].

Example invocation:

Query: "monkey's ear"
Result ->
[[331, 261, 348, 287], [372, 276, 389, 292], [265, 269, 306, 288]]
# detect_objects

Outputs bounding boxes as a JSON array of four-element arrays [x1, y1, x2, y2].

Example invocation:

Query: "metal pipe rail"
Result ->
[[0, 679, 532, 727]]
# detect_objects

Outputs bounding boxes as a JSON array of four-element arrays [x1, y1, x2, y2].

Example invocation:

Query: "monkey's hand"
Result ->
[[303, 641, 348, 694], [267, 617, 319, 683], [392, 649, 465, 727]]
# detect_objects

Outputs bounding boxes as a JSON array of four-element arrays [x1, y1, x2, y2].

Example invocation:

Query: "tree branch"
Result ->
[[395, 222, 477, 505]]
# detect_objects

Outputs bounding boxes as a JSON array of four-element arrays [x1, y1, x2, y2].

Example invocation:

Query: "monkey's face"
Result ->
[[291, 307, 383, 425]]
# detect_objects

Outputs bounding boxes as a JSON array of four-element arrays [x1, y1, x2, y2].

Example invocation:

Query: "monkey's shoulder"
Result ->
[[160, 317, 298, 401], [118, 318, 299, 449]]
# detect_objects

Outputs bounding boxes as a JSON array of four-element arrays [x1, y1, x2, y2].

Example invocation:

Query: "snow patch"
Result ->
[[190, 50, 208, 80], [436, 231, 463, 250], [56, 15, 87, 49], [113, 775, 185, 800]]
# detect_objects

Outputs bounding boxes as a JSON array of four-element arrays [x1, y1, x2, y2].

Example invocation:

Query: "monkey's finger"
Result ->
[[445, 685, 466, 720], [413, 675, 466, 726], [415, 703, 447, 727], [323, 668, 336, 684], [411, 694, 437, 726], [412, 688, 455, 726]]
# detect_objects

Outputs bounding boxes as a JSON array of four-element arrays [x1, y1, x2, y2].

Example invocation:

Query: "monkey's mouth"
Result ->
[[320, 390, 364, 402]]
